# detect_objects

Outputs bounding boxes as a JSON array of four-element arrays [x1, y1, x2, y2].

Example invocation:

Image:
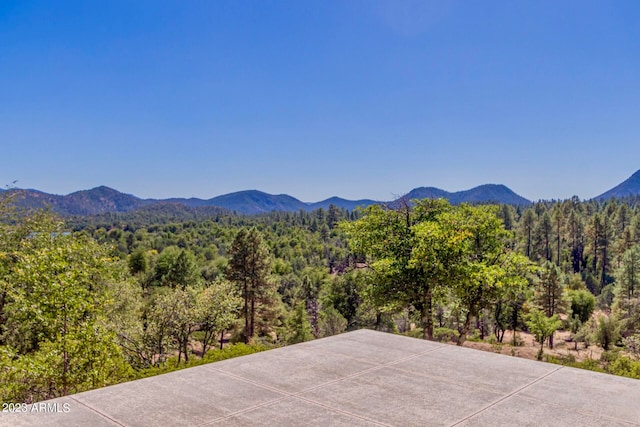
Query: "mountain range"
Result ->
[[1, 185, 529, 216], [3, 170, 640, 216]]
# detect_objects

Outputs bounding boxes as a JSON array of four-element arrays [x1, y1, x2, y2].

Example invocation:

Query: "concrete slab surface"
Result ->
[[2, 329, 640, 426]]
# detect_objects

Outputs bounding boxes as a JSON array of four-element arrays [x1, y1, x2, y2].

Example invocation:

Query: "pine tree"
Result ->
[[227, 227, 272, 343]]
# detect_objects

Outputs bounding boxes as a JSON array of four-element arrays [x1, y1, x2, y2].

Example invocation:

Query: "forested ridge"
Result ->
[[2, 194, 640, 404]]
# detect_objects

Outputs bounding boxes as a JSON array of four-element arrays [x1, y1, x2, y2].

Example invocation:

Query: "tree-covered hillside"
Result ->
[[3, 195, 640, 404]]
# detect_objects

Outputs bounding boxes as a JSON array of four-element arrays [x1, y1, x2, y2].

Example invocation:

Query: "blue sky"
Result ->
[[2, 1, 640, 202]]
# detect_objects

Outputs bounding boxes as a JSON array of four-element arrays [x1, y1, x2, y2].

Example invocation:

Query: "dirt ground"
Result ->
[[461, 330, 604, 362]]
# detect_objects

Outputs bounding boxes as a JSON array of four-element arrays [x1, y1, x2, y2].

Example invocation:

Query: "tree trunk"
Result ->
[[202, 329, 212, 357], [220, 330, 225, 350], [244, 279, 249, 344], [62, 306, 68, 395], [422, 289, 434, 340], [457, 311, 473, 346], [250, 296, 256, 341], [537, 341, 544, 360]]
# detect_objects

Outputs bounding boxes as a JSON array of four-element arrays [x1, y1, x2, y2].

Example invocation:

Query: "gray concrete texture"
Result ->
[[2, 329, 640, 426]]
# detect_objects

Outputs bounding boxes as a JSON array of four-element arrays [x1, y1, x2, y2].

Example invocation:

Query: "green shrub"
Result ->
[[609, 356, 640, 379], [433, 327, 459, 342], [406, 328, 424, 339], [466, 330, 482, 342]]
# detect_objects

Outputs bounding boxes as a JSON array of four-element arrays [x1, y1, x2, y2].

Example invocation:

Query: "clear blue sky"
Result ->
[[2, 1, 640, 202]]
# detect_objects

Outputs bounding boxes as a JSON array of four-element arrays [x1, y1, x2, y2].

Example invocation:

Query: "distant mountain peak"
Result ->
[[403, 184, 530, 206], [595, 169, 640, 200]]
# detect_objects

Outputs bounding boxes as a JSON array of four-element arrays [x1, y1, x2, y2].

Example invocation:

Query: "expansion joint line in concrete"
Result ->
[[448, 365, 565, 426], [68, 396, 128, 427], [196, 346, 442, 427]]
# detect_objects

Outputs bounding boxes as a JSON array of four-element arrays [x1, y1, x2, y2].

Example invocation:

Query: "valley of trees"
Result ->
[[2, 193, 640, 404]]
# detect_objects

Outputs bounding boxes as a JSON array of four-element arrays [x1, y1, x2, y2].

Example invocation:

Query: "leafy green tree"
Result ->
[[323, 270, 366, 329], [567, 289, 595, 324], [341, 199, 454, 340], [1, 215, 132, 401], [595, 315, 620, 351], [144, 291, 178, 366], [525, 308, 562, 360], [195, 279, 241, 354], [438, 205, 533, 345], [168, 288, 197, 364], [128, 247, 149, 275], [153, 246, 200, 289]]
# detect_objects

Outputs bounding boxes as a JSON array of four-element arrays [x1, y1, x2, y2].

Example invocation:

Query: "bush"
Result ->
[[609, 356, 640, 379], [406, 328, 424, 339], [433, 327, 459, 343], [466, 330, 482, 342], [595, 315, 620, 351]]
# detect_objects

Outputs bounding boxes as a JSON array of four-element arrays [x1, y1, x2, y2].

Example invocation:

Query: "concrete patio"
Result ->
[[2, 329, 640, 426]]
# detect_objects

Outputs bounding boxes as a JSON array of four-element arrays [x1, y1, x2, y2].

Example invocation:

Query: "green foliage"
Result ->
[[567, 289, 596, 324], [128, 247, 149, 275], [318, 305, 347, 337], [0, 213, 134, 402], [433, 327, 459, 342], [342, 199, 455, 340], [341, 200, 535, 344], [597, 283, 615, 310], [595, 315, 620, 351], [227, 227, 273, 343], [533, 261, 567, 317], [438, 204, 534, 344], [153, 246, 200, 289], [322, 270, 366, 329], [525, 308, 562, 360], [285, 302, 313, 344], [195, 279, 242, 354], [8, 193, 640, 401], [614, 245, 640, 300]]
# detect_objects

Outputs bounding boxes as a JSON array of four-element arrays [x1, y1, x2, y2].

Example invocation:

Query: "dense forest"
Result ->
[[2, 193, 640, 404]]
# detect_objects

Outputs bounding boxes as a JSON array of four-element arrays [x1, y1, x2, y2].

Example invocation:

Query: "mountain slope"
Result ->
[[403, 187, 451, 201], [63, 186, 147, 215], [595, 170, 640, 200], [207, 190, 308, 214], [402, 184, 530, 206], [308, 197, 377, 211], [4, 186, 146, 216]]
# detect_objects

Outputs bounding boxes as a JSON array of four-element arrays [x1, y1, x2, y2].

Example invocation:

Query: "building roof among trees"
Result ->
[[3, 329, 640, 426]]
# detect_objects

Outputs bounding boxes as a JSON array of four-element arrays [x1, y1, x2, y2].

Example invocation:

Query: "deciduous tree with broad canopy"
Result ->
[[341, 199, 533, 343]]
